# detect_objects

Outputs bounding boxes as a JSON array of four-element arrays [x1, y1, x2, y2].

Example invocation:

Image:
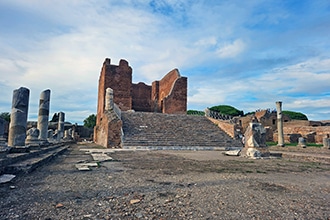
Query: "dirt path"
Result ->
[[0, 143, 329, 219]]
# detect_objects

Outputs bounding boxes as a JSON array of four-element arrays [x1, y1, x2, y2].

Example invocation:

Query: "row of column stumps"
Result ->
[[7, 87, 67, 148]]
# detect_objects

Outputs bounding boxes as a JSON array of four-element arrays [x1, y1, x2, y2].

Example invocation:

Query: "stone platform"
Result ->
[[0, 142, 72, 176]]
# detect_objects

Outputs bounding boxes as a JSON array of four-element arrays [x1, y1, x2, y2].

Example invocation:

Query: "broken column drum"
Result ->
[[8, 87, 30, 147], [276, 101, 285, 147], [37, 89, 51, 141]]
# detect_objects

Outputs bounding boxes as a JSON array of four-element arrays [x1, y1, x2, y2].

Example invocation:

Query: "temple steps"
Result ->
[[121, 111, 242, 150]]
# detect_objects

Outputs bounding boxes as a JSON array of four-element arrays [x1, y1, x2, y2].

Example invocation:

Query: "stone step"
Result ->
[[1, 143, 70, 175], [121, 111, 242, 149], [1, 143, 64, 169]]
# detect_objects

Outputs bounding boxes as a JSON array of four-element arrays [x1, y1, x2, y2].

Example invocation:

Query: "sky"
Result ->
[[0, 0, 329, 124]]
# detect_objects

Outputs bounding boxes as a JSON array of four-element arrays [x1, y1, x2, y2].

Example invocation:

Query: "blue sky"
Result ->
[[0, 0, 329, 124]]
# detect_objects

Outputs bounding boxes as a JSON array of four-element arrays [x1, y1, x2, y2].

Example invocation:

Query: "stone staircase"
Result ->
[[121, 112, 242, 150]]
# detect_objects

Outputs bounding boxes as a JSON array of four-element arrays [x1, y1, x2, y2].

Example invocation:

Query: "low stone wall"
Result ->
[[207, 117, 236, 139], [284, 120, 310, 127], [274, 126, 330, 144]]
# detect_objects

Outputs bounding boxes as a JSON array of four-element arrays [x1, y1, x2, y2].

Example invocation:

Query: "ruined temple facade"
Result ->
[[96, 58, 187, 117], [94, 58, 187, 148]]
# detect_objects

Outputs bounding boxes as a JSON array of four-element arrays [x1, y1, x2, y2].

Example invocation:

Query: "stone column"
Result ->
[[37, 89, 51, 142], [323, 135, 330, 149], [276, 101, 285, 147], [57, 112, 65, 140], [105, 88, 114, 111], [8, 87, 30, 147]]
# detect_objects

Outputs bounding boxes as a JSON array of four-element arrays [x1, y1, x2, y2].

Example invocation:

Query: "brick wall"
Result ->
[[155, 69, 187, 114], [162, 77, 187, 114], [132, 82, 152, 112], [97, 58, 132, 115], [283, 126, 330, 143]]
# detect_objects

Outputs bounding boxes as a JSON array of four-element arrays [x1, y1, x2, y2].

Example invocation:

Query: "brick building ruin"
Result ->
[[94, 58, 187, 148], [96, 58, 187, 114]]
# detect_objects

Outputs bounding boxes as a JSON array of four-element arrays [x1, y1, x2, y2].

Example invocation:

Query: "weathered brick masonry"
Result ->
[[94, 58, 187, 148]]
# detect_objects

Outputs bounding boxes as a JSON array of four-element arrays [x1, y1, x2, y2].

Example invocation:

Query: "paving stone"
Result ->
[[0, 174, 16, 183], [91, 153, 113, 162]]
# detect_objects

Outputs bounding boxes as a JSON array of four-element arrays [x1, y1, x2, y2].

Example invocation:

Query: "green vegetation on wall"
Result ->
[[282, 110, 308, 120], [187, 110, 205, 116], [209, 105, 244, 117]]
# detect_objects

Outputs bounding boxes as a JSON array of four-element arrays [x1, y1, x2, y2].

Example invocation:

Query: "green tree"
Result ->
[[0, 112, 10, 122], [209, 105, 244, 116], [83, 114, 96, 128], [283, 110, 308, 120]]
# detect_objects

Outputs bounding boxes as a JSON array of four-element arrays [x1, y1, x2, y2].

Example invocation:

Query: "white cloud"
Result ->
[[194, 37, 217, 47], [216, 39, 246, 58]]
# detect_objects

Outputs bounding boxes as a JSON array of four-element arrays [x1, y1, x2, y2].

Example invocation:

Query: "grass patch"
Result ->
[[256, 170, 267, 174]]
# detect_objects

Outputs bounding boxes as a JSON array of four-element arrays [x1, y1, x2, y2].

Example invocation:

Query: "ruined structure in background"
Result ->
[[208, 104, 330, 146], [94, 58, 188, 148]]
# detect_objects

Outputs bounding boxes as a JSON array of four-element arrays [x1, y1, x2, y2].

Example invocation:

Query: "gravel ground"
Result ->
[[0, 143, 329, 220]]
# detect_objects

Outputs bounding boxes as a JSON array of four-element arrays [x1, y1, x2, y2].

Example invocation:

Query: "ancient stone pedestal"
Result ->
[[47, 129, 54, 142], [37, 89, 51, 143], [8, 87, 30, 148], [63, 130, 73, 140], [241, 122, 269, 158], [276, 101, 285, 147], [25, 127, 41, 149], [297, 137, 306, 148]]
